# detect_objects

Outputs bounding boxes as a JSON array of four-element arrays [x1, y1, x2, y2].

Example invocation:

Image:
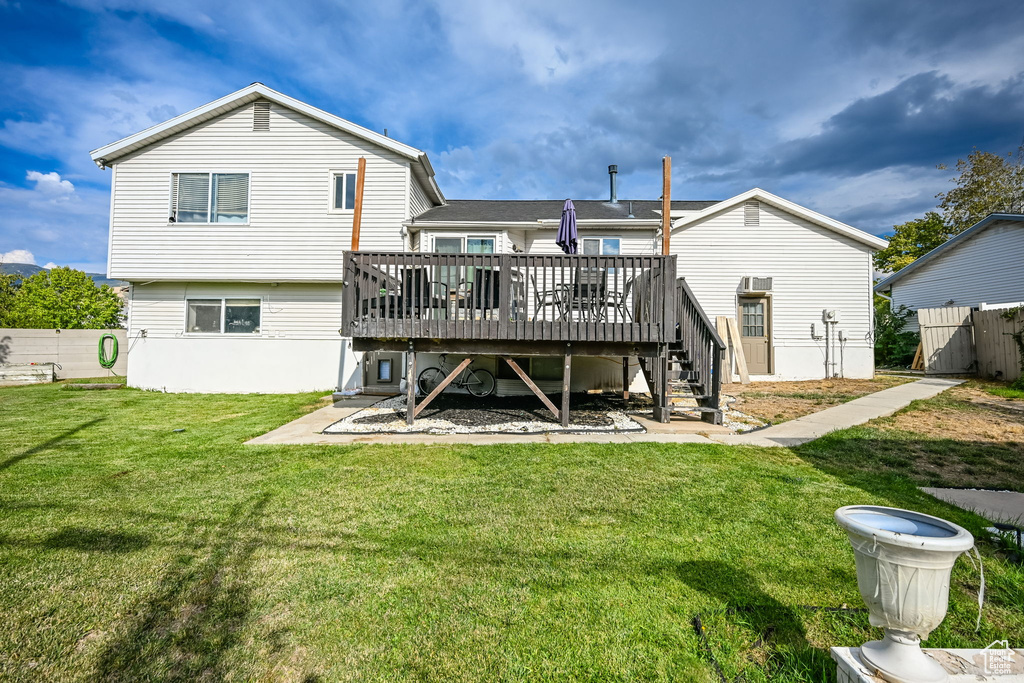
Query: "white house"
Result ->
[[91, 84, 886, 394], [875, 214, 1024, 332]]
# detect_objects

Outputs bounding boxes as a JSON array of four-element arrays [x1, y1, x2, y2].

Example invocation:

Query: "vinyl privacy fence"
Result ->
[[0, 328, 127, 380]]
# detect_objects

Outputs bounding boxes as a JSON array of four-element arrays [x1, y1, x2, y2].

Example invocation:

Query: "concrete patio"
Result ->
[[246, 377, 962, 447]]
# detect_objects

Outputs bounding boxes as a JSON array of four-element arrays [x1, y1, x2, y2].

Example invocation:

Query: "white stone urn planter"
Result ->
[[834, 505, 975, 683]]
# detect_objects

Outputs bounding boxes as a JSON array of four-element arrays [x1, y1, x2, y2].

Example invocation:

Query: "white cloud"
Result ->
[[26, 171, 75, 200], [1, 249, 36, 265]]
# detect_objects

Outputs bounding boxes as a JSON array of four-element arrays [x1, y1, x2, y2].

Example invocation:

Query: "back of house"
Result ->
[[92, 84, 886, 395]]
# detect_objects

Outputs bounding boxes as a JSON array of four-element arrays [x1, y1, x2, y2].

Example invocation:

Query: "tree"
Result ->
[[874, 296, 919, 367], [6, 267, 123, 329], [0, 270, 17, 327], [872, 212, 952, 273], [874, 144, 1024, 273], [937, 144, 1024, 233]]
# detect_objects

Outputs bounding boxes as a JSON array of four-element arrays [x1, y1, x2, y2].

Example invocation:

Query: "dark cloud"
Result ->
[[762, 71, 1024, 177], [839, 0, 1024, 55]]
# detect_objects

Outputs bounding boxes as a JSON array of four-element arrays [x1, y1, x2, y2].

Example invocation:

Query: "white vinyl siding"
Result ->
[[409, 173, 434, 218], [888, 221, 1024, 333], [110, 103, 409, 281], [128, 282, 343, 340], [671, 202, 875, 378], [525, 229, 656, 255]]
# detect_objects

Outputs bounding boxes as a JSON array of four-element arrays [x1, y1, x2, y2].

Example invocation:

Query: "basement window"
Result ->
[[186, 298, 261, 334], [171, 173, 250, 224], [330, 171, 357, 212]]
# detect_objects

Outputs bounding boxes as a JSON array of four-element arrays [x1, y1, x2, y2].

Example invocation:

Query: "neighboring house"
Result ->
[[875, 214, 1024, 332], [91, 84, 886, 395]]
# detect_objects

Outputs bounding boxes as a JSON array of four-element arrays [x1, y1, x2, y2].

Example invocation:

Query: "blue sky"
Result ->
[[1, 0, 1023, 273]]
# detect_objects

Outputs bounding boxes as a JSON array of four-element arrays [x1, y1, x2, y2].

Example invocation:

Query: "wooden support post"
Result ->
[[414, 357, 471, 417], [350, 156, 367, 251], [716, 316, 733, 382], [502, 356, 560, 422], [405, 343, 416, 425], [621, 356, 630, 401], [725, 317, 750, 384], [561, 348, 572, 428], [661, 156, 672, 255]]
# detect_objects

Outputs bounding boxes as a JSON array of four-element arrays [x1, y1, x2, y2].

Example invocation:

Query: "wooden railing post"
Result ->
[[498, 253, 511, 339]]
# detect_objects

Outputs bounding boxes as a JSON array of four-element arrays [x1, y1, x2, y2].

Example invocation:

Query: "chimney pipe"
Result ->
[[608, 164, 618, 204]]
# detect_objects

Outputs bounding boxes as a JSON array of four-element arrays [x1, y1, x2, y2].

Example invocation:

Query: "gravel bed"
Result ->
[[323, 393, 645, 435]]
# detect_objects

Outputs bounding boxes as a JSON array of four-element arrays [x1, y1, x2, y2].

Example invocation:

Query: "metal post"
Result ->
[[561, 346, 572, 428], [622, 356, 630, 401], [406, 342, 416, 425]]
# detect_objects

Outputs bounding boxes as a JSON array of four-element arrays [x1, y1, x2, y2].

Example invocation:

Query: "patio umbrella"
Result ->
[[556, 199, 578, 254]]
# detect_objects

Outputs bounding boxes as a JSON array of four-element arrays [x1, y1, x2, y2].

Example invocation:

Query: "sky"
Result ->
[[1, 0, 1023, 273]]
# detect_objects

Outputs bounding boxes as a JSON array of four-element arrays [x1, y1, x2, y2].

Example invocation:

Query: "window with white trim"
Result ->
[[581, 237, 621, 255], [171, 173, 249, 223], [331, 172, 357, 211], [186, 298, 261, 334]]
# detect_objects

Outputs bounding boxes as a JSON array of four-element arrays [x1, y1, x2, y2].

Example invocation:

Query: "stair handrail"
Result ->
[[675, 278, 726, 421]]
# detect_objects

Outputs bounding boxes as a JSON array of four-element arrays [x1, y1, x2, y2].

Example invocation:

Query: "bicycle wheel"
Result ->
[[417, 367, 445, 396], [465, 368, 495, 397]]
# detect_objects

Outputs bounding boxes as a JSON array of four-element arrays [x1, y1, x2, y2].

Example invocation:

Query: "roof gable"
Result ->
[[89, 83, 444, 204], [671, 188, 888, 250], [874, 213, 1024, 292]]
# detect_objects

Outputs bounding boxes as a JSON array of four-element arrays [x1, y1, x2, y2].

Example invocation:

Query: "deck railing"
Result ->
[[675, 278, 726, 413], [342, 251, 677, 344]]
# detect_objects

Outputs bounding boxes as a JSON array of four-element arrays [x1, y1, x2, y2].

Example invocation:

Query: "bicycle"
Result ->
[[417, 354, 496, 397]]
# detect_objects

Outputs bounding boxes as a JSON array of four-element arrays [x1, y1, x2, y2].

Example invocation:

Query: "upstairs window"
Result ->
[[186, 298, 261, 334], [171, 173, 249, 223], [330, 171, 357, 212]]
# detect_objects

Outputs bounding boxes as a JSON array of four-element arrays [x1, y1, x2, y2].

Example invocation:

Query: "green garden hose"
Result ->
[[98, 333, 118, 369]]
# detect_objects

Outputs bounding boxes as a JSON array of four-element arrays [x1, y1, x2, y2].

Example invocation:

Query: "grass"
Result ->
[[1, 381, 1022, 681], [987, 385, 1024, 400]]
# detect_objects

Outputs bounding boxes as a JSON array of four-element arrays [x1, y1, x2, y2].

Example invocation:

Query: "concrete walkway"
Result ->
[[921, 488, 1024, 525], [246, 378, 963, 447], [710, 378, 964, 447]]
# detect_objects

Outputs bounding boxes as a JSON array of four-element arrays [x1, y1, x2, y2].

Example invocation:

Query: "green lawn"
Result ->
[[1, 382, 1021, 682]]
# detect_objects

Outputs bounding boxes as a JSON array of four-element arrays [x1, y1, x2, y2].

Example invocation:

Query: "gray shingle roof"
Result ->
[[412, 199, 720, 223]]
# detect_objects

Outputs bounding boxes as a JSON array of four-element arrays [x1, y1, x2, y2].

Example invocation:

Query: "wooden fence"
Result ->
[[973, 307, 1022, 382], [0, 328, 127, 380], [918, 306, 975, 375]]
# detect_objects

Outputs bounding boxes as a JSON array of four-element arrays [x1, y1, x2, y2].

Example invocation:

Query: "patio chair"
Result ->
[[530, 272, 561, 321], [402, 268, 447, 317], [601, 275, 635, 323], [561, 267, 607, 321]]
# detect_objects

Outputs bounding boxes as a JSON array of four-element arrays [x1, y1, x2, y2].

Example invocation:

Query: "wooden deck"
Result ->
[[343, 252, 676, 352], [342, 251, 725, 426]]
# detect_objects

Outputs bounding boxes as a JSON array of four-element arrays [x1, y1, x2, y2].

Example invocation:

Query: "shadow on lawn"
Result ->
[[0, 417, 105, 472], [93, 493, 277, 682], [43, 526, 150, 553]]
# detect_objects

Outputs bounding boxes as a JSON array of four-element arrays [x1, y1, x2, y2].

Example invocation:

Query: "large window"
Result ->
[[186, 298, 261, 334], [171, 173, 249, 223], [581, 237, 621, 255], [331, 172, 357, 211]]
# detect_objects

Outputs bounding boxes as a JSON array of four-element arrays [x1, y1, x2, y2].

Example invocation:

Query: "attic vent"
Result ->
[[744, 200, 759, 226], [253, 101, 270, 131]]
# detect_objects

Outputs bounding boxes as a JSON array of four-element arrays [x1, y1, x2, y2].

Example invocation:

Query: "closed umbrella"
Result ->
[[556, 199, 577, 254]]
